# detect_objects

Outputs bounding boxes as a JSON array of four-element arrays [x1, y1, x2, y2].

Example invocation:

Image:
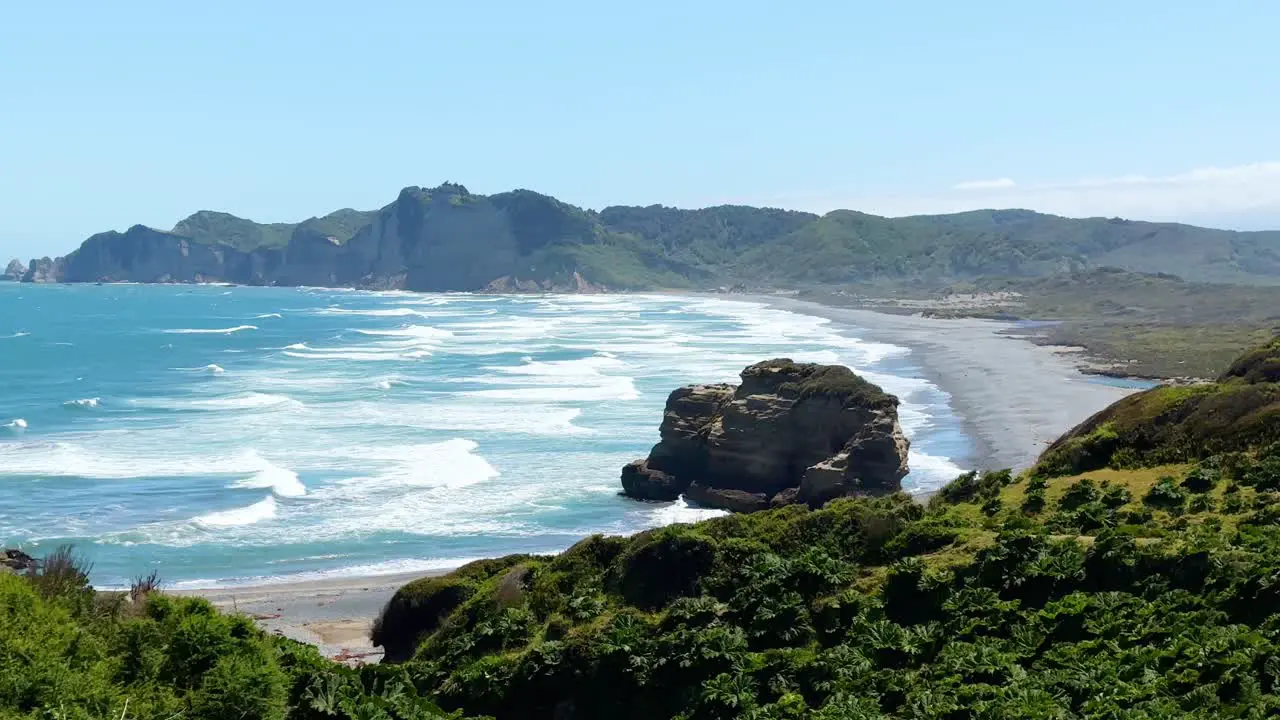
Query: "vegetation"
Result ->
[[171, 211, 297, 251], [46, 185, 1280, 290], [1038, 337, 1280, 475], [7, 340, 1280, 719], [0, 552, 469, 719], [741, 359, 897, 408], [356, 445, 1280, 719], [810, 268, 1280, 379]]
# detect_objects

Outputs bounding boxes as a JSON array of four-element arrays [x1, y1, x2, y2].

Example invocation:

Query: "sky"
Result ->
[[2, 1, 1279, 259]]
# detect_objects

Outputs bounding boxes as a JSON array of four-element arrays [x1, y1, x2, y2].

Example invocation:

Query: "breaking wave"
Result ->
[[194, 496, 277, 528], [164, 325, 258, 334], [64, 397, 100, 409]]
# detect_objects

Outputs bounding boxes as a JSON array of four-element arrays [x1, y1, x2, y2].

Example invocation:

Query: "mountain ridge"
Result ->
[[19, 184, 1280, 290]]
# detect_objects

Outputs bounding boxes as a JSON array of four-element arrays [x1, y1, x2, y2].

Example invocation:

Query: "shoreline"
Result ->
[[178, 571, 444, 663], [735, 293, 1138, 473], [177, 291, 1144, 660]]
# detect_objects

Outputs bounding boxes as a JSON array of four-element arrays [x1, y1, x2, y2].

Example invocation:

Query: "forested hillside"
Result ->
[[23, 186, 1280, 289]]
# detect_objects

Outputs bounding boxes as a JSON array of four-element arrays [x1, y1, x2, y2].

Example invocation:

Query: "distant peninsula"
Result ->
[[7, 182, 1280, 291]]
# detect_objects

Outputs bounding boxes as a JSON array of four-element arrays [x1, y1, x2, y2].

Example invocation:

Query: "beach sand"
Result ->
[[190, 298, 1142, 661], [181, 572, 438, 663], [744, 295, 1137, 472]]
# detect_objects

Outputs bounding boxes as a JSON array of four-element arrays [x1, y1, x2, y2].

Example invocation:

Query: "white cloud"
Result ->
[[784, 162, 1280, 229], [953, 177, 1016, 191]]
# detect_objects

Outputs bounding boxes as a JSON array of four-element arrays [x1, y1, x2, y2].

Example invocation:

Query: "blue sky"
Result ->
[[2, 1, 1278, 258]]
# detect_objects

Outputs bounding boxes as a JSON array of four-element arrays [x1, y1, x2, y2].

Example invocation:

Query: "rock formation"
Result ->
[[621, 359, 910, 512], [31, 184, 657, 291], [22, 256, 65, 283], [2, 259, 23, 281], [1, 548, 36, 574]]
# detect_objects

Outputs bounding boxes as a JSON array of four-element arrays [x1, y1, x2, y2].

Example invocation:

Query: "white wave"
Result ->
[[905, 450, 965, 492], [64, 397, 100, 409], [168, 556, 487, 589], [2, 331, 29, 339], [206, 364, 225, 374], [328, 401, 587, 436], [284, 350, 418, 362], [331, 438, 498, 489], [193, 496, 277, 528], [375, 379, 394, 390], [353, 325, 454, 340], [463, 376, 639, 402], [651, 496, 729, 525], [4, 419, 27, 430], [253, 313, 283, 319], [164, 325, 257, 335], [133, 392, 302, 412], [319, 307, 425, 318], [229, 451, 306, 497], [488, 354, 625, 379]]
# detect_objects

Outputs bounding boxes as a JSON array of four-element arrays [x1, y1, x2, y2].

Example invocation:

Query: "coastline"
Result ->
[[178, 291, 1144, 661], [178, 571, 444, 664], [738, 294, 1139, 472]]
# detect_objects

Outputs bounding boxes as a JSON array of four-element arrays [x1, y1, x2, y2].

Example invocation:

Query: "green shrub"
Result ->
[[188, 654, 287, 720], [610, 527, 718, 610], [1143, 477, 1189, 513], [1059, 478, 1101, 511], [1181, 466, 1219, 493], [371, 576, 478, 663]]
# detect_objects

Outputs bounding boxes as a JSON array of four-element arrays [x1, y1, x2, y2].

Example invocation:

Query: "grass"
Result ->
[[806, 269, 1280, 380]]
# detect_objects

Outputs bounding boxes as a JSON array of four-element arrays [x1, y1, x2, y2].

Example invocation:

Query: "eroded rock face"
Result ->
[[1, 549, 36, 574], [3, 259, 23, 281], [621, 359, 910, 512], [22, 256, 65, 283]]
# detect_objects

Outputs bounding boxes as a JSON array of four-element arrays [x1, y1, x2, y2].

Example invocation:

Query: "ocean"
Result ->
[[0, 283, 970, 588]]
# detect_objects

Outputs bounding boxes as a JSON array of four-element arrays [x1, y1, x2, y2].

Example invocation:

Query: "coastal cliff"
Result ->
[[22, 183, 1280, 292], [3, 259, 23, 281], [22, 256, 65, 283], [622, 359, 909, 511], [34, 184, 688, 291]]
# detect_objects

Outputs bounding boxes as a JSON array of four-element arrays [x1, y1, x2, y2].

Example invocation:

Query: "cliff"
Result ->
[[22, 256, 65, 283], [621, 359, 909, 511], [22, 183, 1280, 292], [2, 259, 23, 281], [42, 184, 690, 291]]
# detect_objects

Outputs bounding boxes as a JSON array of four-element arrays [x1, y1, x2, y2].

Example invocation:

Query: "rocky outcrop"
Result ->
[[3, 259, 23, 281], [621, 359, 910, 512], [482, 271, 603, 294], [1, 549, 36, 574], [22, 256, 65, 283], [59, 225, 281, 284]]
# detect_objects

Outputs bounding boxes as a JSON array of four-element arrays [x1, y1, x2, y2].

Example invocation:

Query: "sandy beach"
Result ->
[[745, 295, 1138, 472], [180, 571, 439, 663], [189, 297, 1141, 661]]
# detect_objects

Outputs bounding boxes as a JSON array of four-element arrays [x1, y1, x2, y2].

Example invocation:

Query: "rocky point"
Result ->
[[621, 359, 910, 512]]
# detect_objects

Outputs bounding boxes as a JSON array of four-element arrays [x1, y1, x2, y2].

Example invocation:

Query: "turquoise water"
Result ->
[[0, 283, 969, 587]]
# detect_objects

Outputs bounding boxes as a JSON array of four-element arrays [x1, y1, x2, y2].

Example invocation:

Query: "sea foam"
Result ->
[[64, 397, 101, 409], [164, 325, 258, 334], [229, 451, 307, 497], [193, 496, 277, 528]]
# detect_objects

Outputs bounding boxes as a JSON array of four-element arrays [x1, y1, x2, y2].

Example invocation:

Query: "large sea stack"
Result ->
[[621, 359, 910, 512], [2, 259, 24, 281]]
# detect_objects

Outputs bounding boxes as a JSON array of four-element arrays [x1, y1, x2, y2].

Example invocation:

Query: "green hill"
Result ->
[[170, 210, 297, 251], [1038, 335, 1280, 476], [35, 185, 1280, 289]]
